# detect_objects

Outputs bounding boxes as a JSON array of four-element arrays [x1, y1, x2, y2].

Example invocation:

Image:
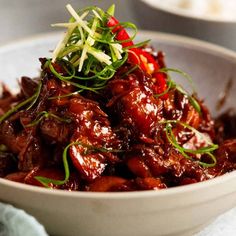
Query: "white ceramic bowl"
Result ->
[[133, 0, 236, 51], [0, 31, 236, 236]]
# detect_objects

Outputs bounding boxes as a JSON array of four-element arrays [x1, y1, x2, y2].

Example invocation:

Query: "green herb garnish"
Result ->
[[159, 68, 196, 92], [25, 111, 71, 128], [161, 120, 218, 168], [47, 4, 136, 92], [0, 81, 42, 124], [35, 142, 72, 188], [26, 80, 42, 110], [158, 67, 201, 114], [35, 141, 123, 187], [48, 90, 83, 100], [154, 79, 175, 98]]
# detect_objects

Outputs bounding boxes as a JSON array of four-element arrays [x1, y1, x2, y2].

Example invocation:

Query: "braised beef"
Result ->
[[0, 53, 236, 192], [0, 152, 17, 177]]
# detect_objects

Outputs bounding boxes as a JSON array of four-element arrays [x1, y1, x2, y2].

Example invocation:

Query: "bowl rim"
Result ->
[[1, 170, 236, 199], [1, 30, 236, 199], [140, 0, 236, 23]]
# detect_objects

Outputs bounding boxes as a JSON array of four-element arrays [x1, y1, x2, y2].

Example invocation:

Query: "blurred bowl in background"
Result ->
[[133, 0, 236, 51]]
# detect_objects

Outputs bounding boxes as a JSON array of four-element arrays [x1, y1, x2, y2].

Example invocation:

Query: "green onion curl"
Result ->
[[161, 120, 218, 168], [0, 81, 42, 124]]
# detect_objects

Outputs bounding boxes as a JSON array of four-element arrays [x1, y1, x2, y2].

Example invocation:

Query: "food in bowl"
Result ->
[[0, 4, 236, 192]]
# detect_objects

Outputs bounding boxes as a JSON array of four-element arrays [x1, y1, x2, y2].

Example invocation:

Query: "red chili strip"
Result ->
[[107, 16, 134, 47], [107, 16, 168, 99]]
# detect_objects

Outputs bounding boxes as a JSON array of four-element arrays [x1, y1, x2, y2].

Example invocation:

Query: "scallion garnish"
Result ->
[[121, 65, 139, 78], [47, 50, 128, 92], [154, 79, 175, 98], [159, 68, 196, 93], [35, 142, 72, 188], [124, 39, 151, 50], [35, 141, 123, 187], [25, 111, 71, 128], [158, 68, 201, 113], [48, 4, 137, 93], [0, 81, 42, 124], [26, 81, 42, 110], [161, 120, 218, 167], [48, 90, 83, 100]]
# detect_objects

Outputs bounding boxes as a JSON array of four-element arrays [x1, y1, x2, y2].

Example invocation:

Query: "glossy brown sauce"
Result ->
[[0, 53, 236, 192]]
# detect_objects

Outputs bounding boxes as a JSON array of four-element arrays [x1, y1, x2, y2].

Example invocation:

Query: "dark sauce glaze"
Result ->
[[0, 53, 236, 192]]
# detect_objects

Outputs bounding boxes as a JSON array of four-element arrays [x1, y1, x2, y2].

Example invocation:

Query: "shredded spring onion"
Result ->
[[48, 4, 137, 93], [0, 81, 42, 124], [25, 111, 71, 128], [158, 68, 201, 113], [161, 120, 218, 167], [35, 141, 123, 187], [35, 142, 72, 188]]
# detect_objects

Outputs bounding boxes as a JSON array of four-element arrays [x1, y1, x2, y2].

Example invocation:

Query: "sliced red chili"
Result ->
[[153, 72, 168, 100], [107, 16, 134, 48], [129, 48, 159, 73], [107, 16, 168, 100]]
